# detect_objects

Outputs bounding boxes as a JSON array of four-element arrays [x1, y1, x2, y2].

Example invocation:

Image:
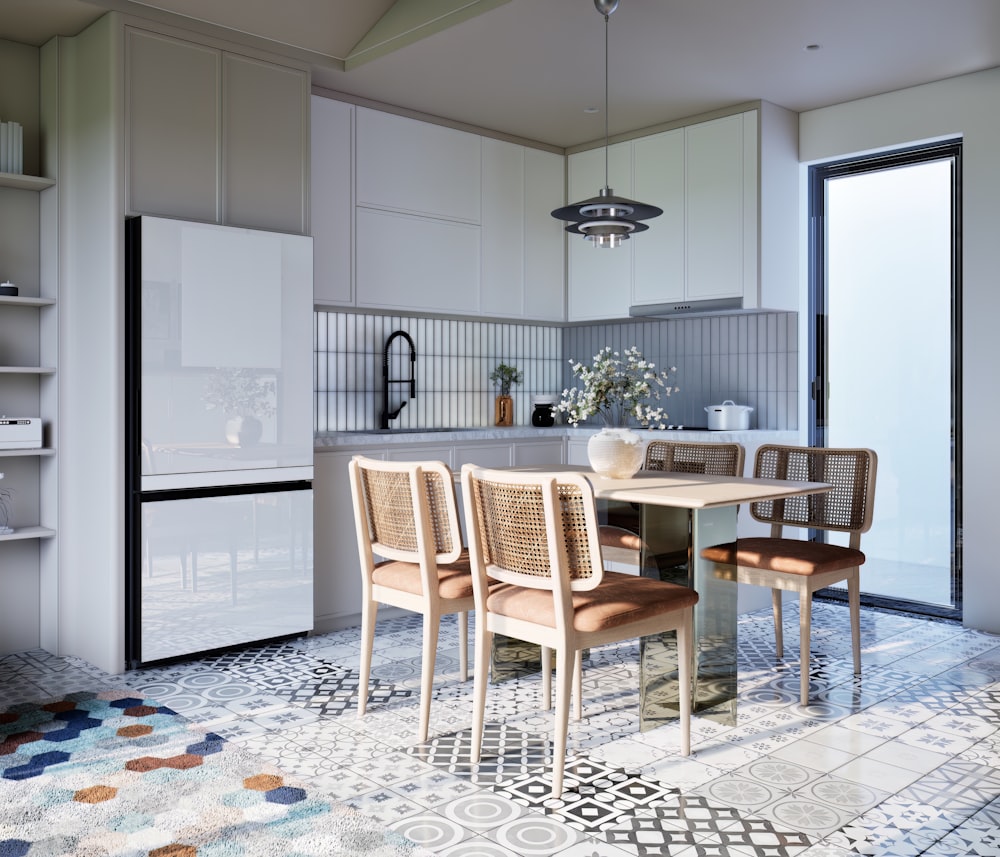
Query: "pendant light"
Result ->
[[551, 0, 662, 248]]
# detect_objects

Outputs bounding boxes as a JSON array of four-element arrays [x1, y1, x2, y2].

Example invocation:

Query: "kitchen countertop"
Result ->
[[314, 426, 797, 448]]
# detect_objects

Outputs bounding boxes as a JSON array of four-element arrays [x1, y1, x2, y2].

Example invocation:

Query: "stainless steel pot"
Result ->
[[704, 400, 753, 431]]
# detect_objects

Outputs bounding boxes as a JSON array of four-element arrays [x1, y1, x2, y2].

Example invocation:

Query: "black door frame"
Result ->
[[807, 140, 963, 620]]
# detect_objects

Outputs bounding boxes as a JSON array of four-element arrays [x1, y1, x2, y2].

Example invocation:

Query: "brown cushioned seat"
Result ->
[[700, 539, 865, 577], [486, 570, 699, 631], [372, 550, 475, 599]]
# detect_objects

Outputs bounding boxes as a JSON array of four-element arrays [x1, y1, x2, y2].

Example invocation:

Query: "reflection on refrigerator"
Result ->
[[140, 488, 312, 663], [126, 215, 314, 667]]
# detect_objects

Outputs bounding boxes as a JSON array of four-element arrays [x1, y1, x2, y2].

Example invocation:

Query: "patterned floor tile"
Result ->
[[10, 605, 1000, 857]]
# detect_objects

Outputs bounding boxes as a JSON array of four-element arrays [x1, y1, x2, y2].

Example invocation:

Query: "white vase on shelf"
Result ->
[[587, 427, 644, 479]]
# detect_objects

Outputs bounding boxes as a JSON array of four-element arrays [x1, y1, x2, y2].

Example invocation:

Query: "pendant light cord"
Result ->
[[603, 9, 610, 191]]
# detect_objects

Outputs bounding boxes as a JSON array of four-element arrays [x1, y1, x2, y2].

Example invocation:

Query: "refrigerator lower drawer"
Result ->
[[136, 486, 313, 664]]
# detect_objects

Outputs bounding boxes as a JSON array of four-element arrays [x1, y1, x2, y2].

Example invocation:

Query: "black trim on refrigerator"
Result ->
[[124, 216, 143, 668]]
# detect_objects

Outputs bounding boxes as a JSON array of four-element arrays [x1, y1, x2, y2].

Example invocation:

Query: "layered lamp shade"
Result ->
[[551, 0, 662, 248]]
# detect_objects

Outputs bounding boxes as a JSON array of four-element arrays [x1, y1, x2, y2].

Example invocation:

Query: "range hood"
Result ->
[[629, 297, 743, 317]]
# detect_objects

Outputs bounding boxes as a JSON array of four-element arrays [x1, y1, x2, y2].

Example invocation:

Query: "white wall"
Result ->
[[55, 15, 127, 674], [800, 66, 1000, 634]]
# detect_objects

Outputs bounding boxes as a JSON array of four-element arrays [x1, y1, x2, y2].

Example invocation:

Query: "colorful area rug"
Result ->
[[0, 690, 430, 856]]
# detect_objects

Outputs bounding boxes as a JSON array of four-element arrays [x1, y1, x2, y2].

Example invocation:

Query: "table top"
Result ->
[[502, 464, 831, 510]]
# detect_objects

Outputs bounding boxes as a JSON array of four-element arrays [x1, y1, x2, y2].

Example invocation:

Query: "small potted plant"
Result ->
[[489, 362, 523, 426]]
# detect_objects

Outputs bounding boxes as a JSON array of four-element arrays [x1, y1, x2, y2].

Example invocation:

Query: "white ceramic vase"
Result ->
[[587, 427, 644, 478]]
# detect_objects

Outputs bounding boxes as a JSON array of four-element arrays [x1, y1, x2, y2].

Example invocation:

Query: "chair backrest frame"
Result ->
[[644, 440, 745, 477], [749, 445, 878, 541], [462, 466, 606, 630], [348, 456, 463, 588]]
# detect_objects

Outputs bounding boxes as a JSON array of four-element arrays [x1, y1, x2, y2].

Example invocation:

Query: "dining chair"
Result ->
[[600, 440, 746, 568], [700, 444, 878, 706], [348, 455, 474, 742], [462, 464, 699, 798]]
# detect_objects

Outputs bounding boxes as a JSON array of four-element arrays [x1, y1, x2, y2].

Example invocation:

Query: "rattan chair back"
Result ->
[[353, 457, 462, 565], [750, 445, 877, 536], [644, 440, 746, 477], [463, 467, 603, 592]]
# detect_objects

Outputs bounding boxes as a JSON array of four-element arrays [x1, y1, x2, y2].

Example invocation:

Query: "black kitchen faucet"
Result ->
[[380, 330, 416, 429]]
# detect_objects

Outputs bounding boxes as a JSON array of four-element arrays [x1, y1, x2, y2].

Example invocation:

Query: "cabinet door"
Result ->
[[567, 143, 632, 321], [314, 450, 369, 630], [523, 148, 565, 321], [513, 439, 564, 466], [481, 138, 524, 316], [685, 115, 746, 301], [224, 54, 308, 233], [453, 442, 512, 469], [356, 208, 480, 314], [632, 129, 685, 306], [311, 96, 353, 306], [126, 29, 219, 221], [356, 108, 481, 222]]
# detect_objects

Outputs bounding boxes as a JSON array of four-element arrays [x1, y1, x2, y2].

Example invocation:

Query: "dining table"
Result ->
[[488, 464, 832, 730]]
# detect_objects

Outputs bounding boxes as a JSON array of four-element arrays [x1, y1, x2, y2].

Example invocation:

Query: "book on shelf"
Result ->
[[0, 120, 23, 174]]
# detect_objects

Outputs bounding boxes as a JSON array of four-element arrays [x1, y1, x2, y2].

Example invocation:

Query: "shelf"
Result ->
[[0, 296, 55, 308], [0, 525, 56, 542], [0, 448, 53, 457], [0, 366, 56, 375], [0, 172, 55, 192]]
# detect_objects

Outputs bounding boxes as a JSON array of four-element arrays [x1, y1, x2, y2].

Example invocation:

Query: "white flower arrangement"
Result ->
[[554, 346, 678, 428]]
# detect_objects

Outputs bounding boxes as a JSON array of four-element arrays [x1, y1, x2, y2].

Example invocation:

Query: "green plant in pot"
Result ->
[[202, 368, 276, 447], [489, 362, 522, 426]]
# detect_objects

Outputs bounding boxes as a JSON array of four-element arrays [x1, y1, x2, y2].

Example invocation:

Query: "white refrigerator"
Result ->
[[125, 216, 314, 667]]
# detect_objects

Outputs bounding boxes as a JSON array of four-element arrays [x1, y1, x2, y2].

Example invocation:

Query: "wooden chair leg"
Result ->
[[772, 588, 784, 659], [358, 600, 377, 718], [418, 612, 440, 743], [799, 590, 811, 706], [573, 650, 583, 721], [677, 611, 693, 757], [541, 645, 553, 711], [458, 611, 469, 682], [551, 646, 574, 798], [471, 628, 492, 764], [848, 570, 862, 675]]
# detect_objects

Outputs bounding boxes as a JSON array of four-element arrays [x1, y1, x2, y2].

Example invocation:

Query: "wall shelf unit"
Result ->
[[0, 172, 55, 191], [0, 525, 56, 542]]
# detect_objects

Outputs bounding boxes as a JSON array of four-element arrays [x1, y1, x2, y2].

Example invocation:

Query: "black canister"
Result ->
[[530, 395, 555, 428]]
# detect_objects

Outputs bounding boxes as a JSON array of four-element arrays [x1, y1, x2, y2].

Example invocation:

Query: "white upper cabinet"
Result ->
[[355, 207, 480, 314], [569, 110, 760, 320], [355, 107, 481, 222], [126, 30, 220, 223], [313, 99, 564, 320], [632, 128, 685, 305], [684, 112, 757, 305], [311, 96, 353, 306], [482, 140, 564, 320], [566, 141, 633, 321], [125, 27, 309, 233], [523, 147, 565, 321]]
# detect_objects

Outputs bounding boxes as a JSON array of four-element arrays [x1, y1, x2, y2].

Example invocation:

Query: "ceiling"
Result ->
[[4, 0, 1000, 149]]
